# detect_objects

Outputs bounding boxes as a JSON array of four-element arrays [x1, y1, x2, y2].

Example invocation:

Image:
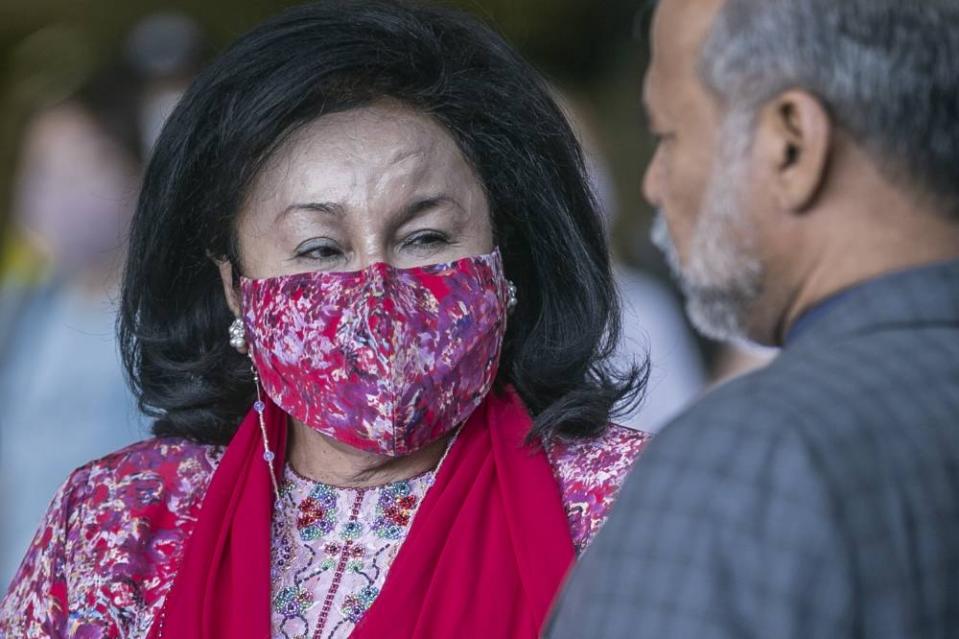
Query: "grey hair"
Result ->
[[700, 0, 959, 210]]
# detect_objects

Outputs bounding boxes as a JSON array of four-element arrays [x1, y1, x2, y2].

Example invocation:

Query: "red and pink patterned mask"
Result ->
[[241, 250, 510, 457]]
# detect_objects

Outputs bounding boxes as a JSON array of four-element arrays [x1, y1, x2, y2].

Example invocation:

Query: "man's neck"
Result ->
[[286, 419, 453, 488], [779, 215, 959, 343]]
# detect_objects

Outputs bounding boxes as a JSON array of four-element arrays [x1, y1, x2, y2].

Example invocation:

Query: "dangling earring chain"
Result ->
[[252, 364, 282, 507]]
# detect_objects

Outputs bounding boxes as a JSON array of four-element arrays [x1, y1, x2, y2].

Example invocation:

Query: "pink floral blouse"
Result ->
[[0, 425, 648, 638]]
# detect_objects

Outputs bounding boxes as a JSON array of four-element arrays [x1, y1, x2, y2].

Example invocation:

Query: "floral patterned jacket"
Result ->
[[0, 425, 648, 638]]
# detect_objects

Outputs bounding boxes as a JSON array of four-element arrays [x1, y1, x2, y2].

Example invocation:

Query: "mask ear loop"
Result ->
[[251, 362, 283, 508]]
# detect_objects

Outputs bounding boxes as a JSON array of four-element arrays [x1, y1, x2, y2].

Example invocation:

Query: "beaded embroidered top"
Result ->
[[270, 467, 433, 639], [1, 425, 648, 638]]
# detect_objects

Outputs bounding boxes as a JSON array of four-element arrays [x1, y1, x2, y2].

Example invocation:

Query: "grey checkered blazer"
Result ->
[[547, 260, 959, 639]]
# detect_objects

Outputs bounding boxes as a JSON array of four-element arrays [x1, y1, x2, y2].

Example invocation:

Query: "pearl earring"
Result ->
[[507, 281, 518, 312], [229, 318, 247, 353]]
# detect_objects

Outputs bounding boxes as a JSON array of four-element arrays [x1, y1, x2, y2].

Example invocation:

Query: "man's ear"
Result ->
[[753, 89, 832, 213], [215, 257, 242, 317]]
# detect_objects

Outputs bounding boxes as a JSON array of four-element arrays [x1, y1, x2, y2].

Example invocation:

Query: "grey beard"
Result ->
[[649, 109, 765, 342], [650, 210, 762, 343]]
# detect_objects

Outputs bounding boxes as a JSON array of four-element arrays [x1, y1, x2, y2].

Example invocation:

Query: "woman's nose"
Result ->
[[351, 233, 391, 270]]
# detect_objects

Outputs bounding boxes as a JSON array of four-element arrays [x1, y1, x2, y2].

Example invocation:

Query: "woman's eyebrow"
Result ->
[[277, 201, 345, 222], [392, 194, 464, 228], [275, 195, 464, 227]]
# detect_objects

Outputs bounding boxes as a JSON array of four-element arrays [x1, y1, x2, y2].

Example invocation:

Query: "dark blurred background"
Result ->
[[0, 0, 769, 585], [0, 0, 659, 265]]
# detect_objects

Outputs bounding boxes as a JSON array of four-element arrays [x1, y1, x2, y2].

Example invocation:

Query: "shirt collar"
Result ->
[[784, 287, 860, 347]]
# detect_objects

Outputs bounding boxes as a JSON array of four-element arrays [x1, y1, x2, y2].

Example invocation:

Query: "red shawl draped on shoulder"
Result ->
[[152, 387, 575, 638]]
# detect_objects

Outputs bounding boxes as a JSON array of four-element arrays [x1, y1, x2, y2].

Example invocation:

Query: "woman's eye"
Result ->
[[294, 240, 343, 261], [403, 231, 449, 249]]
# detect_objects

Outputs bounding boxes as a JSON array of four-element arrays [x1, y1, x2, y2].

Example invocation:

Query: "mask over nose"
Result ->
[[241, 249, 510, 456]]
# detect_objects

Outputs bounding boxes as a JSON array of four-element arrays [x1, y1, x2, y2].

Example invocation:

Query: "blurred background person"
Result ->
[[0, 13, 207, 585], [125, 12, 209, 154]]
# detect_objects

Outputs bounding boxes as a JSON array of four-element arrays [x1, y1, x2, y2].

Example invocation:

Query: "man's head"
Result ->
[[644, 0, 959, 344]]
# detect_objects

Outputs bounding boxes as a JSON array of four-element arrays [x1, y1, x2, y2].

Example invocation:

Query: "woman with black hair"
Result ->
[[2, 2, 650, 637]]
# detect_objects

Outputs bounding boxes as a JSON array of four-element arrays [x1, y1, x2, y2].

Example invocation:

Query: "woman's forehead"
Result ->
[[236, 103, 486, 234], [244, 103, 480, 217]]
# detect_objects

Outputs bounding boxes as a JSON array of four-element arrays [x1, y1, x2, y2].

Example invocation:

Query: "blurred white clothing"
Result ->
[[614, 266, 706, 432]]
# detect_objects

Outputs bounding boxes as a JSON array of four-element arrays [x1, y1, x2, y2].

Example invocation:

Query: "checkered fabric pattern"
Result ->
[[547, 260, 959, 639]]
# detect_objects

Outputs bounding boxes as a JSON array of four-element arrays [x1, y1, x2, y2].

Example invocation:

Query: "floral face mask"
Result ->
[[241, 249, 510, 456]]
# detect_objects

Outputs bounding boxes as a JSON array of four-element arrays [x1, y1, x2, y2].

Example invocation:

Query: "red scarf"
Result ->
[[150, 388, 574, 637]]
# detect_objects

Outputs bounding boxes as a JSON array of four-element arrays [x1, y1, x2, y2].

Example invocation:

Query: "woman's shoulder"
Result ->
[[59, 436, 224, 517], [546, 424, 651, 554], [78, 436, 223, 487], [0, 437, 223, 638]]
